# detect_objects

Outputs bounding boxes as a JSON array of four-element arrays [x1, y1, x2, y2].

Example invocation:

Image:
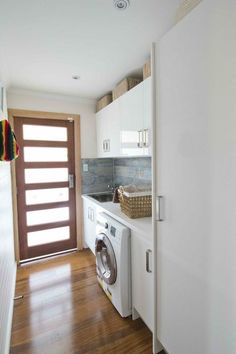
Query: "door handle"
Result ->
[[146, 249, 152, 273], [69, 174, 74, 189]]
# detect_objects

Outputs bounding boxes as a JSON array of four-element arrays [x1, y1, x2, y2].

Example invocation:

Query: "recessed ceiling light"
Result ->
[[72, 75, 80, 80], [114, 0, 130, 10]]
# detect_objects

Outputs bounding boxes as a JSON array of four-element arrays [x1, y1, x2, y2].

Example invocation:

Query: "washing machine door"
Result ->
[[95, 233, 117, 285]]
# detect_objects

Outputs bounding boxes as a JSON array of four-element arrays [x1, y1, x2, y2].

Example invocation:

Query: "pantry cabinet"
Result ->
[[131, 230, 153, 331], [96, 77, 151, 157]]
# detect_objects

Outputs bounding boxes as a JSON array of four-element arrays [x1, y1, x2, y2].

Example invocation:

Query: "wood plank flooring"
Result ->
[[10, 250, 159, 354]]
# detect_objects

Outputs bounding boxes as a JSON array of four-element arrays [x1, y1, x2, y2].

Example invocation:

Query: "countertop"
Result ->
[[82, 194, 152, 243]]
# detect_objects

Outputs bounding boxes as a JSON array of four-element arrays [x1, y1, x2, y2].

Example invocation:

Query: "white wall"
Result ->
[[0, 86, 16, 354], [7, 89, 97, 158]]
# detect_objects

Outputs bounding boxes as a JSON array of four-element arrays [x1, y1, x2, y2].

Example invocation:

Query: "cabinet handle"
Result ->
[[143, 129, 149, 147], [103, 140, 106, 152], [90, 208, 94, 222], [146, 249, 152, 273], [156, 196, 164, 222], [137, 131, 143, 148], [142, 130, 146, 147], [88, 207, 91, 220], [106, 139, 110, 152]]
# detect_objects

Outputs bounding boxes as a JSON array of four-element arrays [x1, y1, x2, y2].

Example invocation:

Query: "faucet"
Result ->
[[107, 184, 115, 193]]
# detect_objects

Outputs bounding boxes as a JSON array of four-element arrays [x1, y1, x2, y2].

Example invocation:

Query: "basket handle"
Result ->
[[118, 187, 124, 202]]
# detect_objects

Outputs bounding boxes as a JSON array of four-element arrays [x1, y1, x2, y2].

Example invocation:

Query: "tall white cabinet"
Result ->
[[154, 1, 236, 354]]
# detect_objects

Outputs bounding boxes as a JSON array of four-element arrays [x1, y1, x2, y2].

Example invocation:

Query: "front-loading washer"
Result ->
[[95, 212, 131, 317]]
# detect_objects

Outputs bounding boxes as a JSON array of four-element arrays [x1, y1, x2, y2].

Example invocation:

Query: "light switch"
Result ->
[[83, 163, 88, 172]]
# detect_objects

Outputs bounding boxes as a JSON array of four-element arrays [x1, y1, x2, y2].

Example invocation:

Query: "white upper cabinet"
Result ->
[[96, 98, 120, 157], [96, 77, 151, 157], [143, 77, 152, 155]]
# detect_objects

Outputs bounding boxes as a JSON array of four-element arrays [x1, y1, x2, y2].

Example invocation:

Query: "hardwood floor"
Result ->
[[10, 250, 157, 354]]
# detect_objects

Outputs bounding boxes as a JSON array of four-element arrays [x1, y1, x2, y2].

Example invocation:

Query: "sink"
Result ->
[[89, 192, 113, 203]]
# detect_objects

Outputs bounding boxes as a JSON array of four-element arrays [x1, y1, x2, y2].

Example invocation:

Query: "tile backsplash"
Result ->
[[81, 158, 113, 194], [81, 157, 151, 194]]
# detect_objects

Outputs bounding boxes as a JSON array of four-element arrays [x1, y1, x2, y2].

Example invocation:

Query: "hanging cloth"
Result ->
[[0, 119, 19, 161]]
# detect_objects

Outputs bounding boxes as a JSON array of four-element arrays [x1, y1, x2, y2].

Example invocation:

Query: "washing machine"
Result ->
[[95, 212, 131, 317]]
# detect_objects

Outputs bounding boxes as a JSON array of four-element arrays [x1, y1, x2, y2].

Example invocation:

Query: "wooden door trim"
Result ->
[[8, 109, 83, 263]]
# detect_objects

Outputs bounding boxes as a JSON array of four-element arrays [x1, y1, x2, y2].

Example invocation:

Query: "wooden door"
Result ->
[[14, 117, 77, 260]]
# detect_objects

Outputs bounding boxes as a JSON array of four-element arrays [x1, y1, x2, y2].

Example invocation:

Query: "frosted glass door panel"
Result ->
[[23, 125, 67, 141], [26, 188, 69, 205], [27, 226, 70, 246], [24, 147, 68, 162], [25, 168, 68, 183], [27, 207, 69, 226]]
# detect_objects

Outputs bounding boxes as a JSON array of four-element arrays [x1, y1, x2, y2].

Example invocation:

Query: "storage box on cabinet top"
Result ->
[[96, 94, 112, 112], [143, 59, 151, 80], [112, 77, 142, 101]]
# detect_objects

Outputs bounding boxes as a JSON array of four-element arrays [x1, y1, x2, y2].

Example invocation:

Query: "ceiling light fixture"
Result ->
[[114, 0, 130, 10], [72, 75, 80, 80]]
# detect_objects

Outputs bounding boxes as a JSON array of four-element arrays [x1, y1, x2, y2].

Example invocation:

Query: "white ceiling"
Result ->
[[0, 0, 181, 99]]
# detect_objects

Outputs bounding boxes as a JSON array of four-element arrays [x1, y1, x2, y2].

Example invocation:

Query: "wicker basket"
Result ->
[[118, 187, 152, 219]]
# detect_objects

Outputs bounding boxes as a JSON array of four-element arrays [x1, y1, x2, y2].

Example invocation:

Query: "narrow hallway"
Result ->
[[10, 250, 153, 354]]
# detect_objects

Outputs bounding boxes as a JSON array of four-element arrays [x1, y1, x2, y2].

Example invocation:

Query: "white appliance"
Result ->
[[95, 212, 131, 317], [153, 1, 236, 354]]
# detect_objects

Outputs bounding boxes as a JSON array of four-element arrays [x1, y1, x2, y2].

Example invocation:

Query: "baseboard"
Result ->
[[4, 261, 17, 354]]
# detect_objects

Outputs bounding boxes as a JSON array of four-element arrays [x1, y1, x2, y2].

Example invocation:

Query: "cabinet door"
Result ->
[[155, 2, 236, 354], [131, 231, 153, 331], [119, 83, 145, 156], [83, 199, 96, 254], [96, 100, 120, 157], [143, 77, 151, 156], [96, 110, 107, 158]]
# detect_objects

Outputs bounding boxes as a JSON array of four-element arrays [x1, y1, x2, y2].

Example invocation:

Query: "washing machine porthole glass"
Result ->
[[95, 233, 117, 285]]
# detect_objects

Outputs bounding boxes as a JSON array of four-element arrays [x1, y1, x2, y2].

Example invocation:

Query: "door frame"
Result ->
[[8, 109, 83, 263]]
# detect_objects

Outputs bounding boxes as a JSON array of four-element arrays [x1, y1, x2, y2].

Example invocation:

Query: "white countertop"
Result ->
[[82, 194, 152, 243]]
